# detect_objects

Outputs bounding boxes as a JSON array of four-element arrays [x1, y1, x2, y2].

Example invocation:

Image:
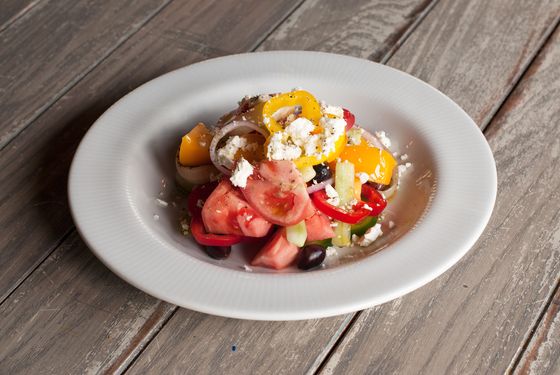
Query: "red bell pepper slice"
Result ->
[[343, 108, 355, 131], [311, 190, 370, 224], [190, 215, 243, 246], [361, 184, 387, 216]]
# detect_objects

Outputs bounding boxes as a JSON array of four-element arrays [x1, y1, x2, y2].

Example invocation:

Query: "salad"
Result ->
[[176, 90, 402, 270]]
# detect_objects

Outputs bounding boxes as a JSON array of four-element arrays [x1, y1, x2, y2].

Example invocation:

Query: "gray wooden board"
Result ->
[[257, 0, 437, 60], [0, 0, 172, 149], [0, 232, 176, 374], [514, 284, 560, 375], [0, 0, 40, 32], [318, 24, 560, 375], [0, 0, 437, 372]]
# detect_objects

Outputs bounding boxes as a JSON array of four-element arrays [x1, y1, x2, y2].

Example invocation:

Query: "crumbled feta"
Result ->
[[196, 199, 204, 208], [363, 203, 373, 211], [341, 198, 358, 211], [347, 127, 364, 145], [230, 157, 254, 188], [155, 198, 168, 207], [326, 246, 337, 256], [284, 117, 314, 146], [303, 134, 321, 156], [397, 162, 413, 175], [374, 130, 392, 148], [330, 221, 338, 228], [321, 104, 344, 118], [325, 184, 340, 206], [320, 117, 346, 156], [388, 220, 395, 229], [153, 214, 160, 221], [217, 135, 247, 166], [357, 172, 369, 184], [266, 132, 302, 160], [242, 265, 253, 272], [356, 223, 383, 246], [400, 153, 409, 161]]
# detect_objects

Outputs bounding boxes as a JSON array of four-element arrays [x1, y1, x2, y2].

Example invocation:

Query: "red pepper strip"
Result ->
[[343, 108, 355, 131], [190, 215, 243, 246], [187, 181, 243, 246], [311, 190, 370, 224], [361, 184, 387, 216]]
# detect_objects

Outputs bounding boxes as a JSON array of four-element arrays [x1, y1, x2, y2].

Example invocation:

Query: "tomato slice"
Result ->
[[241, 160, 311, 226], [343, 108, 355, 131], [361, 184, 387, 216], [201, 179, 272, 237], [311, 190, 370, 224], [190, 215, 243, 246]]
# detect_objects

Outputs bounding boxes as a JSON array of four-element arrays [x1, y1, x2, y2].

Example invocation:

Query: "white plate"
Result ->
[[69, 51, 496, 320]]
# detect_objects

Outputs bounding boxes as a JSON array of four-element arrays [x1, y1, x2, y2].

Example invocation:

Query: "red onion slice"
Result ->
[[306, 177, 334, 194], [359, 126, 386, 150], [209, 120, 269, 176]]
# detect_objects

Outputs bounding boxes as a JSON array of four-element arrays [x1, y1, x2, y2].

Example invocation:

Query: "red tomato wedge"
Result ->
[[241, 160, 311, 226], [305, 211, 335, 242], [251, 228, 299, 270], [202, 179, 272, 237]]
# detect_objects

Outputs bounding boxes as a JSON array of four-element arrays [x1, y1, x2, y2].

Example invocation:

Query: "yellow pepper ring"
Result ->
[[262, 90, 322, 133]]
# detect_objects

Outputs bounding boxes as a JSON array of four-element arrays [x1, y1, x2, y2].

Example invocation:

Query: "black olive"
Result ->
[[298, 245, 326, 270], [312, 164, 332, 183], [204, 246, 231, 260]]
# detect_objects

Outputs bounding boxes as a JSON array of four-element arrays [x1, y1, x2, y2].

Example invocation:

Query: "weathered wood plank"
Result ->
[[0, 0, 40, 32], [385, 0, 560, 130], [0, 232, 176, 374], [0, 0, 436, 372], [257, 0, 437, 60], [514, 284, 560, 375], [126, 310, 352, 375], [0, 0, 302, 303], [0, 0, 173, 150], [318, 22, 560, 375]]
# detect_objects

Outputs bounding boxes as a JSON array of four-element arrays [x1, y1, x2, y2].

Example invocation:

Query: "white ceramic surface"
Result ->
[[68, 51, 497, 320]]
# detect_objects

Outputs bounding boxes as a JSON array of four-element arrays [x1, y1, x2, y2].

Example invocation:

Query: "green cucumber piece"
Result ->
[[332, 160, 354, 246], [286, 220, 307, 247]]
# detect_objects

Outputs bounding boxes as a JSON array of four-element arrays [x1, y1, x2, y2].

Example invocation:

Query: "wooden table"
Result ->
[[1, 1, 559, 373]]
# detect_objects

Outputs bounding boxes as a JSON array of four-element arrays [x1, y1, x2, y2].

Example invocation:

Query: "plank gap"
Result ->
[[480, 14, 560, 133], [509, 276, 560, 373], [0, 0, 175, 152], [0, 0, 42, 33], [0, 227, 74, 305], [312, 311, 363, 375], [379, 0, 440, 64]]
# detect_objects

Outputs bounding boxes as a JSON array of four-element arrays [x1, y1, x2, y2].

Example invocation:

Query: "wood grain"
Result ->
[[0, 0, 173, 150], [514, 284, 560, 375], [257, 0, 437, 60], [0, 0, 40, 32], [126, 310, 352, 375], [0, 232, 176, 374], [318, 22, 560, 375]]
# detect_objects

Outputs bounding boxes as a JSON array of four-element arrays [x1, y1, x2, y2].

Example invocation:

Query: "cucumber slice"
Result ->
[[286, 220, 307, 247], [299, 165, 317, 182], [351, 216, 378, 237], [332, 160, 355, 247]]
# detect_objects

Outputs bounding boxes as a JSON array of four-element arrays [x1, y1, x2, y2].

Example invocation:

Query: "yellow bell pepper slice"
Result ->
[[333, 140, 396, 185], [262, 90, 322, 132], [178, 123, 213, 166]]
